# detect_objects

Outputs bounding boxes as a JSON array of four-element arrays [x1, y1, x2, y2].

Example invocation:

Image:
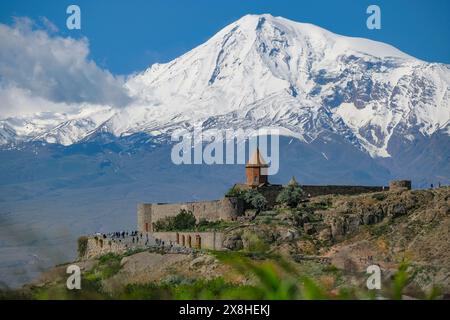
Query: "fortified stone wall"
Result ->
[[80, 234, 206, 259], [301, 185, 387, 197], [137, 183, 397, 232], [83, 237, 129, 259], [152, 232, 225, 250], [389, 180, 412, 191], [234, 184, 387, 208], [138, 197, 245, 232], [258, 184, 284, 208]]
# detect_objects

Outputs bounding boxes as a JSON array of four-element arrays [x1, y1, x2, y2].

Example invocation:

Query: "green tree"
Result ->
[[243, 189, 267, 212], [153, 209, 196, 231], [225, 186, 244, 198], [277, 184, 306, 208]]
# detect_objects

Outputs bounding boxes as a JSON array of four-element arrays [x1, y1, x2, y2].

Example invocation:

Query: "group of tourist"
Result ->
[[94, 230, 175, 249]]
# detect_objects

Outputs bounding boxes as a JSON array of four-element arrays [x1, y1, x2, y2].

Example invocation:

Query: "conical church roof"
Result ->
[[288, 176, 299, 186], [246, 148, 269, 168]]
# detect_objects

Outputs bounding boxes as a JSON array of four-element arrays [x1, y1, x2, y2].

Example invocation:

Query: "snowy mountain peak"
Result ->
[[1, 14, 449, 159], [227, 13, 415, 60]]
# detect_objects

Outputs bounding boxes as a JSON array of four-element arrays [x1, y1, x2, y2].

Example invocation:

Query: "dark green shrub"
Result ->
[[277, 184, 306, 208], [227, 187, 267, 211], [225, 186, 244, 198], [153, 209, 196, 231], [243, 189, 267, 211]]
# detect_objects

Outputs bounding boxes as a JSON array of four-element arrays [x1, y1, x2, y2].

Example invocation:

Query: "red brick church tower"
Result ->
[[246, 149, 269, 187]]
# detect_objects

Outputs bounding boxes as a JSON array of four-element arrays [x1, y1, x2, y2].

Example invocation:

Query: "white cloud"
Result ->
[[0, 84, 76, 118], [0, 17, 130, 118], [39, 16, 59, 33]]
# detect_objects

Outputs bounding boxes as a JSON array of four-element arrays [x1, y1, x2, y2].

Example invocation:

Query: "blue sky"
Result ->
[[0, 0, 449, 75]]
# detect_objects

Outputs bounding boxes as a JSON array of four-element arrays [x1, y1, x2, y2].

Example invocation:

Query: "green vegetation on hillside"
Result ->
[[243, 189, 267, 212], [226, 186, 267, 212], [153, 209, 237, 232], [1, 250, 440, 300], [276, 184, 306, 208]]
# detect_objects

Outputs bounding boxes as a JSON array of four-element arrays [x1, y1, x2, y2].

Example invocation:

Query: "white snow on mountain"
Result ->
[[1, 14, 449, 157]]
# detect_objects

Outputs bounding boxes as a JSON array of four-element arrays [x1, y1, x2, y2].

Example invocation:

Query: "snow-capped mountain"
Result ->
[[1, 14, 449, 289], [1, 14, 449, 159]]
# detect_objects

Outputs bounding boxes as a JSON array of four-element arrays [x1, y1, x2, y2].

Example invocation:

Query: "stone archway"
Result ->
[[195, 235, 201, 249], [187, 235, 192, 248]]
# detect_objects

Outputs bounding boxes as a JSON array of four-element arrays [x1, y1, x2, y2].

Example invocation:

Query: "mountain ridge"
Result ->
[[1, 14, 449, 160]]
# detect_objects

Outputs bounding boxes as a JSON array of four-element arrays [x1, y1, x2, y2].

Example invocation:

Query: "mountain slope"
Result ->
[[1, 14, 449, 160], [125, 14, 449, 158]]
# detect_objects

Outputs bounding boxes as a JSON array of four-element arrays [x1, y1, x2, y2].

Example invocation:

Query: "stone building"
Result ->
[[389, 180, 412, 191], [137, 198, 244, 232], [137, 148, 406, 233], [245, 148, 269, 186], [81, 151, 412, 257], [232, 149, 283, 207], [137, 149, 278, 232]]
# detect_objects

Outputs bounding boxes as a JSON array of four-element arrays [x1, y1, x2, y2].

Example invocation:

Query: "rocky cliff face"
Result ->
[[221, 187, 450, 293]]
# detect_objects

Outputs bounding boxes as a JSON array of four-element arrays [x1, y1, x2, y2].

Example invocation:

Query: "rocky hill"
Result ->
[[2, 187, 449, 299]]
